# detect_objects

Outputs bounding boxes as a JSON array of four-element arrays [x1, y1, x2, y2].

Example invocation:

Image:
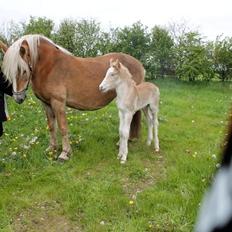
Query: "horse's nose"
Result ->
[[13, 93, 26, 104], [15, 97, 25, 104]]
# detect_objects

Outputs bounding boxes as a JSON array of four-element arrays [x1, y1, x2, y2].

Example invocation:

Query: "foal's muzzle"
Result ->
[[99, 84, 107, 93]]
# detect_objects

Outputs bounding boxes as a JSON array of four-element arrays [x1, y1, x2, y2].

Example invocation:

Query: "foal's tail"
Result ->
[[129, 110, 142, 140]]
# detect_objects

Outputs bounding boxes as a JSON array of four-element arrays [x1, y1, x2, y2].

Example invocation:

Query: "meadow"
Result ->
[[0, 79, 232, 232]]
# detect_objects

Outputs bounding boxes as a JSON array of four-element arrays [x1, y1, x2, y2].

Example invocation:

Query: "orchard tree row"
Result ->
[[1, 17, 232, 81]]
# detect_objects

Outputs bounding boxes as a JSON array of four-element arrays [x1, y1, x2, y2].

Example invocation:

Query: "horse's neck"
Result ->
[[116, 79, 136, 102]]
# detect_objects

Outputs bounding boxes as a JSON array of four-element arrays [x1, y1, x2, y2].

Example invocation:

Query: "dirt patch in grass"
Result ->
[[12, 201, 81, 232], [123, 152, 166, 199]]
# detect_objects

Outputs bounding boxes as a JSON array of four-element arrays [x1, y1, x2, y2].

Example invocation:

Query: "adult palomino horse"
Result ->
[[99, 59, 159, 164], [2, 35, 145, 161]]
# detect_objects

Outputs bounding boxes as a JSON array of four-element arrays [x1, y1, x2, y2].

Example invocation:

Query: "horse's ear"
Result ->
[[0, 41, 8, 54], [20, 46, 26, 56], [19, 42, 31, 63]]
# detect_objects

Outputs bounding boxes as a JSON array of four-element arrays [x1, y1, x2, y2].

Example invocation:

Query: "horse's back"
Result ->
[[33, 49, 145, 110]]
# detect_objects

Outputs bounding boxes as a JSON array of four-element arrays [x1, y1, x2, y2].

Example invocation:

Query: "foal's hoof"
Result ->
[[120, 159, 126, 164]]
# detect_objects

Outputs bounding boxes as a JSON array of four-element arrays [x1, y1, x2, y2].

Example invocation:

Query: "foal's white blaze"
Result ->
[[99, 67, 118, 92]]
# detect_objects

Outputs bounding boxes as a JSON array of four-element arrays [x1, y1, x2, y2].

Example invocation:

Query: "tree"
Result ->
[[96, 28, 118, 55], [1, 21, 24, 44], [213, 36, 232, 81], [175, 32, 214, 81], [55, 19, 102, 57], [112, 21, 150, 63], [53, 19, 77, 54], [147, 26, 175, 79], [22, 16, 54, 38]]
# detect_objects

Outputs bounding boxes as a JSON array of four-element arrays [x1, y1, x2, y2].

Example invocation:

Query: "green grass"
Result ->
[[1, 79, 232, 231]]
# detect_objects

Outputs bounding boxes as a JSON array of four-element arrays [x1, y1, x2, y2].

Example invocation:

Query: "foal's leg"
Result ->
[[143, 106, 153, 146], [42, 103, 57, 151], [118, 111, 133, 164], [51, 99, 71, 160]]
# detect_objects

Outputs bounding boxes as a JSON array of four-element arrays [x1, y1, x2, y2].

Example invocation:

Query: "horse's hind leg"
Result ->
[[43, 103, 57, 152], [129, 110, 141, 140], [51, 99, 71, 161], [150, 105, 159, 152], [143, 106, 153, 146]]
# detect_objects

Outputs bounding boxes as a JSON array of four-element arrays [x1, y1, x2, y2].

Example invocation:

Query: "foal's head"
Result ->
[[99, 59, 132, 93]]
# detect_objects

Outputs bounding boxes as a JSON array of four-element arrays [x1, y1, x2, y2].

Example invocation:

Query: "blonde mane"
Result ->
[[2, 34, 71, 83]]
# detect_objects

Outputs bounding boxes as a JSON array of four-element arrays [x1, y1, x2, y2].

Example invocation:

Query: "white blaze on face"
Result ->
[[12, 77, 17, 92], [100, 67, 117, 92]]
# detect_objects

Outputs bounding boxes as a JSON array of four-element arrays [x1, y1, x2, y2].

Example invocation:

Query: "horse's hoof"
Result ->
[[46, 145, 57, 152], [58, 152, 70, 161], [155, 148, 160, 153]]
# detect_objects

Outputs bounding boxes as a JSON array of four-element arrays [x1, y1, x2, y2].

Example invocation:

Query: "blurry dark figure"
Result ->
[[0, 69, 12, 137], [195, 113, 232, 232]]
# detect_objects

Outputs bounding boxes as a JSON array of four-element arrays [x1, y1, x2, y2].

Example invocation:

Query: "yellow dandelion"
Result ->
[[129, 200, 134, 205]]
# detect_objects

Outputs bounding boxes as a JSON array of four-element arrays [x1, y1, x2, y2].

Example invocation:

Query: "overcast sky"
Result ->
[[0, 0, 231, 40]]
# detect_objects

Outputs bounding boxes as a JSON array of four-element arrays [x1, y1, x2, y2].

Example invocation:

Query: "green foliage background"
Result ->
[[1, 17, 232, 81]]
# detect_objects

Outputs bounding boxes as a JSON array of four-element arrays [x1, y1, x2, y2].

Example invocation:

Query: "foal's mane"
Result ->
[[2, 34, 71, 83], [116, 61, 136, 85]]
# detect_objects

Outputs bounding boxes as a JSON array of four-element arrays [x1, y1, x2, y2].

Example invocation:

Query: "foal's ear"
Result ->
[[115, 59, 121, 69], [110, 58, 114, 66]]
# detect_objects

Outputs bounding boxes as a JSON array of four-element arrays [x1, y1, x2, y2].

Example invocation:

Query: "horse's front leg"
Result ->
[[118, 111, 133, 164], [42, 103, 57, 152], [51, 99, 71, 161]]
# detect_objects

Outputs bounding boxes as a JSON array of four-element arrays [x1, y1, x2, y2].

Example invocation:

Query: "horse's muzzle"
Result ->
[[13, 92, 27, 104]]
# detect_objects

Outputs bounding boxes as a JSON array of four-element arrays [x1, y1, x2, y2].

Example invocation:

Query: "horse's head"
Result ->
[[13, 41, 32, 104], [3, 39, 33, 104], [99, 59, 122, 93]]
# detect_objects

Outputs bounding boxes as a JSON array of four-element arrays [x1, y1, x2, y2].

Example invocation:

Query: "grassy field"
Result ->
[[1, 79, 232, 232]]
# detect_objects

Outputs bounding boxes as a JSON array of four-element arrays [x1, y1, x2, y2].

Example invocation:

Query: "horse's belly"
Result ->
[[66, 90, 116, 110]]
